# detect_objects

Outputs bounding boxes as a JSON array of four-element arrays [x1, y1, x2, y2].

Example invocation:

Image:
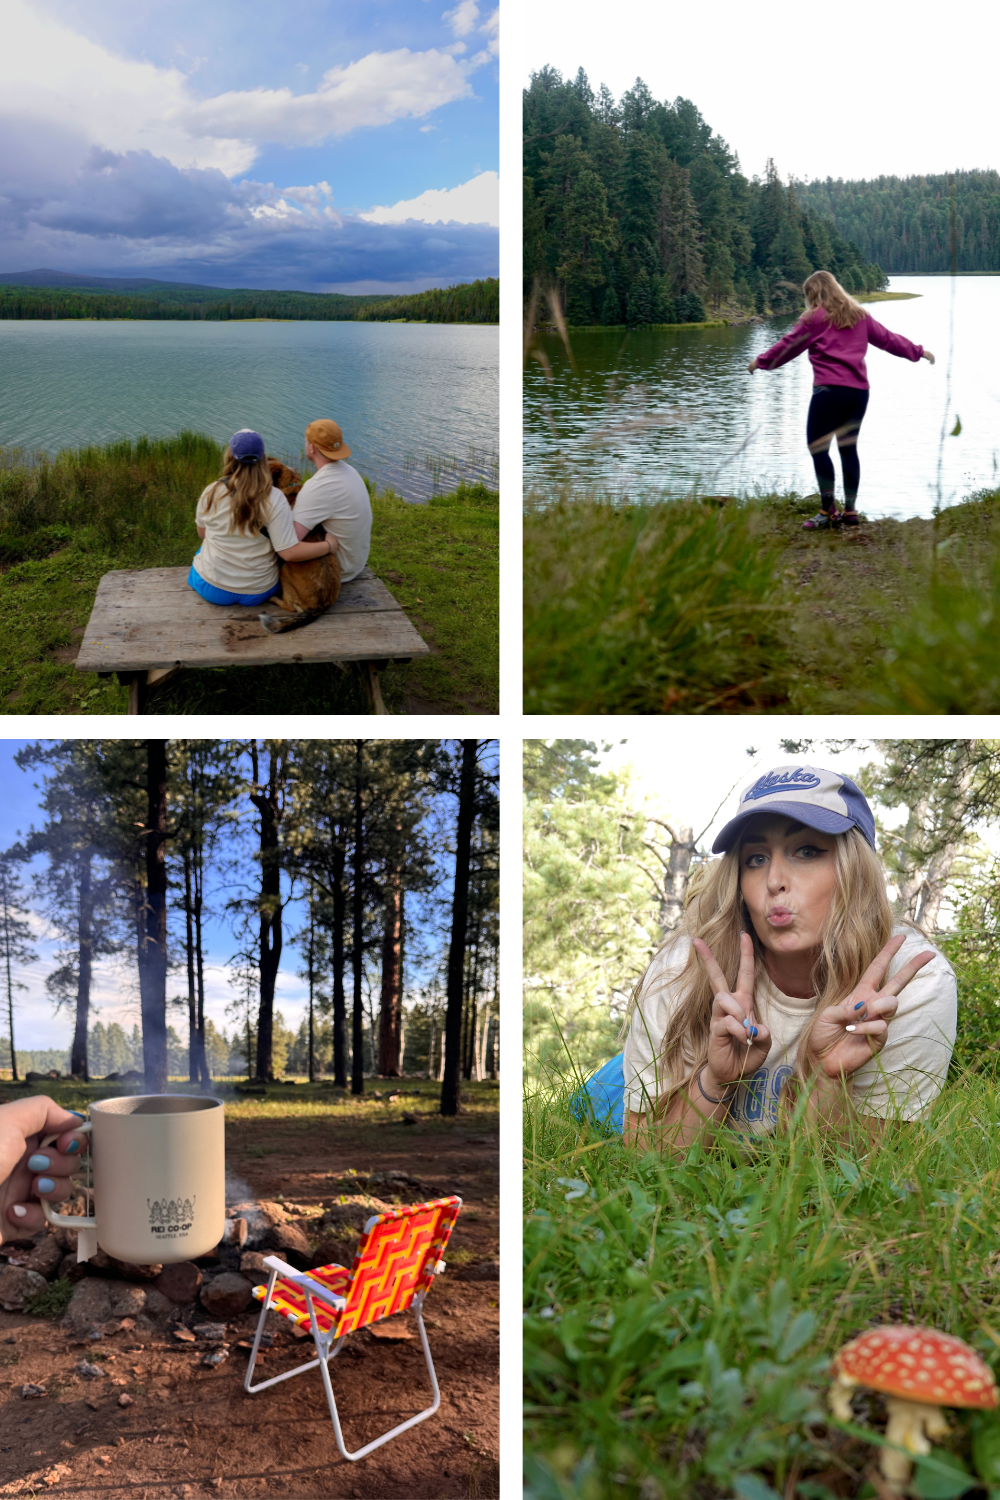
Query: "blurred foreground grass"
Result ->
[[524, 1060, 1000, 1499], [0, 433, 498, 715], [523, 488, 1000, 715]]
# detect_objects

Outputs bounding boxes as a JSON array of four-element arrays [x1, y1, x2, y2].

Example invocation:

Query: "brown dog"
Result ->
[[258, 458, 341, 633]]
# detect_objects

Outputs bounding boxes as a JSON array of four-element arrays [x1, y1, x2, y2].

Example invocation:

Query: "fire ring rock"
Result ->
[[200, 1273, 253, 1319], [153, 1261, 203, 1304], [0, 1264, 47, 1312], [63, 1279, 114, 1334]]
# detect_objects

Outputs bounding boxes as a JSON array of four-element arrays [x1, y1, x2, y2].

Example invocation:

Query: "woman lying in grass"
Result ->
[[189, 428, 335, 606], [581, 764, 956, 1150]]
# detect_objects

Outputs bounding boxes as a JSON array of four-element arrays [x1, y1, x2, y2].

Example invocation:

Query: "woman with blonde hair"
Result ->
[[573, 764, 956, 1149], [189, 428, 336, 606], [748, 270, 935, 531]]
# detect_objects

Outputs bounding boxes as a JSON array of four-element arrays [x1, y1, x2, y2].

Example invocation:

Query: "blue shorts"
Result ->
[[568, 1053, 625, 1136], [188, 564, 279, 607]]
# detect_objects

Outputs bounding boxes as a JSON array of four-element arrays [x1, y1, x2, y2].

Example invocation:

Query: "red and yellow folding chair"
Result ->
[[243, 1195, 462, 1462]]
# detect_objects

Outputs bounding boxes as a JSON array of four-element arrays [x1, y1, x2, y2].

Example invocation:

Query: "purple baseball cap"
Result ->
[[712, 764, 877, 853], [229, 429, 265, 463]]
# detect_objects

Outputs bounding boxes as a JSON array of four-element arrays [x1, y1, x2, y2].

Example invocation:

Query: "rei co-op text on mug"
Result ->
[[41, 1095, 225, 1266]]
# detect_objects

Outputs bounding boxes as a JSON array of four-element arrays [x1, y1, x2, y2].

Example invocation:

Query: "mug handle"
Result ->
[[40, 1122, 96, 1230]]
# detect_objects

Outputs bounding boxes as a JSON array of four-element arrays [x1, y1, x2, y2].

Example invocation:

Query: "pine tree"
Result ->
[[626, 266, 653, 325], [0, 853, 35, 1083], [601, 284, 622, 324], [658, 160, 706, 296]]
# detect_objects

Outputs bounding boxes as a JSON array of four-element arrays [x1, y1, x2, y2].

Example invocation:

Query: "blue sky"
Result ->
[[0, 741, 469, 1057], [1, 0, 499, 292]]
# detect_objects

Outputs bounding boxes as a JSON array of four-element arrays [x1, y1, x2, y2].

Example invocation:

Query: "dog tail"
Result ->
[[258, 609, 323, 635]]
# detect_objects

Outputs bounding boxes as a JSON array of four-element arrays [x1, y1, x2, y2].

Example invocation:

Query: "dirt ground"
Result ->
[[0, 1088, 500, 1499]]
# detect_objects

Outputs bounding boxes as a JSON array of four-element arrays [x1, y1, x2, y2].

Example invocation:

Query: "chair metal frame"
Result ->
[[243, 1197, 460, 1463]]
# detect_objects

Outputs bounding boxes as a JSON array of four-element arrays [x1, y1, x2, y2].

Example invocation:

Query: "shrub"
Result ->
[[24, 1276, 74, 1319]]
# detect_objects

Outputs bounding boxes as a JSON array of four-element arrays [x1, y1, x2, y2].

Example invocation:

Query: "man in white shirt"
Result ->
[[291, 419, 373, 583]]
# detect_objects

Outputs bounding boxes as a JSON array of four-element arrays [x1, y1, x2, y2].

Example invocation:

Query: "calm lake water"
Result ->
[[523, 276, 1000, 519], [0, 320, 497, 502]]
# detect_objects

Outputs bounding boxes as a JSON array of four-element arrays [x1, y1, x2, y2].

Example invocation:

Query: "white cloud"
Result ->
[[174, 49, 473, 148], [360, 169, 499, 226], [444, 0, 480, 37], [4, 2, 482, 177]]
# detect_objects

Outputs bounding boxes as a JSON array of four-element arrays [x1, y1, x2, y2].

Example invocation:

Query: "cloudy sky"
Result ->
[[525, 0, 995, 183], [2, 0, 499, 293]]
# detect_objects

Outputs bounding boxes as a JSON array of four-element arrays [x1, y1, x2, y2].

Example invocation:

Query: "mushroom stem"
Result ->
[[880, 1397, 950, 1488], [828, 1375, 856, 1422]]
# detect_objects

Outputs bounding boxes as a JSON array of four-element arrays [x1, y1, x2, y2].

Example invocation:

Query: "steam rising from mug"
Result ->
[[42, 1094, 226, 1266]]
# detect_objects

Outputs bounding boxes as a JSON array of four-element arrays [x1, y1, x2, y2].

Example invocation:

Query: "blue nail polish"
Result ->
[[750, 1027, 759, 1037], [743, 1017, 750, 1028], [27, 1155, 50, 1172], [37, 1178, 55, 1194], [68, 1111, 86, 1120], [66, 1140, 80, 1155], [854, 1001, 865, 1011]]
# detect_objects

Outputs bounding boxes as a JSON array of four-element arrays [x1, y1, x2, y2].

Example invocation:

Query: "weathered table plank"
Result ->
[[75, 565, 429, 713], [76, 566, 429, 673]]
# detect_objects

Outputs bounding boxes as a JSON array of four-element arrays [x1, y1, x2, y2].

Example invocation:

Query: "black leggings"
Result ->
[[806, 384, 870, 509]]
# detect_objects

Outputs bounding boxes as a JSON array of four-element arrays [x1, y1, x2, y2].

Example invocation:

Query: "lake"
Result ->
[[0, 319, 497, 502], [523, 276, 1000, 519]]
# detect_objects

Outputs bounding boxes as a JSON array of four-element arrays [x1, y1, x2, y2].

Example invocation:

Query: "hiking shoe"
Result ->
[[841, 509, 860, 527], [801, 509, 842, 531]]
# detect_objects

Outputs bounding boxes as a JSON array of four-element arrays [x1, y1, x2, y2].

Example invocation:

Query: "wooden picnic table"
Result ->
[[75, 566, 429, 714]]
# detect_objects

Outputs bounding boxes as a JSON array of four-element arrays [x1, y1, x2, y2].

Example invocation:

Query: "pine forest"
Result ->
[[524, 68, 889, 326], [0, 739, 499, 1117]]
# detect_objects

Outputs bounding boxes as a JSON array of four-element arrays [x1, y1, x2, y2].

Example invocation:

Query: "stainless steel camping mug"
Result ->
[[40, 1094, 225, 1265]]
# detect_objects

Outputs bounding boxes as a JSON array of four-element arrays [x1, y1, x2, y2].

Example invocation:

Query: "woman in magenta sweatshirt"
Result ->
[[749, 270, 935, 529]]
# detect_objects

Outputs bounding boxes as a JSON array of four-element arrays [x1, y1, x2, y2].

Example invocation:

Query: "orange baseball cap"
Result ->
[[305, 419, 351, 461]]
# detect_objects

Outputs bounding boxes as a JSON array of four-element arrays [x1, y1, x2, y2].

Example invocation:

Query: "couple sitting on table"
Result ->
[[188, 419, 373, 633]]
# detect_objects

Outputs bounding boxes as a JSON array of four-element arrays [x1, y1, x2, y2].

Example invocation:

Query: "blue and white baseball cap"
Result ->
[[712, 765, 876, 853]]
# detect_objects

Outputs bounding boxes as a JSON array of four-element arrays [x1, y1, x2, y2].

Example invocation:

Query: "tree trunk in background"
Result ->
[[331, 837, 347, 1087], [138, 740, 168, 1093], [378, 847, 403, 1076], [183, 846, 198, 1084], [441, 741, 477, 1117], [351, 741, 365, 1095], [307, 900, 316, 1084], [70, 857, 94, 1081], [660, 824, 694, 936], [1, 866, 19, 1083], [193, 842, 209, 1086], [249, 743, 283, 1084]]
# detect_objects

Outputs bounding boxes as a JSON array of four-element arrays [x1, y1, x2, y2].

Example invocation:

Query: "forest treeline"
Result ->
[[0, 278, 499, 325], [524, 68, 887, 326], [0, 738, 499, 1115], [796, 171, 1000, 273]]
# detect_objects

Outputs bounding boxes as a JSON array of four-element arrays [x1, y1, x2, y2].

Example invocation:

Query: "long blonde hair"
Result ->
[[625, 827, 895, 1117], [202, 447, 272, 536], [802, 269, 867, 330]]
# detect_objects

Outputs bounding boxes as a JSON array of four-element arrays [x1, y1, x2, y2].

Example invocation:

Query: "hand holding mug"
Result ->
[[0, 1096, 89, 1241], [805, 934, 935, 1080], [693, 931, 772, 1089]]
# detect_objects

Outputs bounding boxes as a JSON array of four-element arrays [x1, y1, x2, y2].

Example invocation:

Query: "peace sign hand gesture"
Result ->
[[693, 931, 772, 1090], [805, 933, 935, 1080]]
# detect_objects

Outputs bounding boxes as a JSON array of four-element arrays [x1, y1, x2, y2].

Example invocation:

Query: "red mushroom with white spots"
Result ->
[[829, 1326, 999, 1488]]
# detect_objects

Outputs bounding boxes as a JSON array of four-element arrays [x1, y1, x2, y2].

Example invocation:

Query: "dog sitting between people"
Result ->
[[258, 458, 341, 633]]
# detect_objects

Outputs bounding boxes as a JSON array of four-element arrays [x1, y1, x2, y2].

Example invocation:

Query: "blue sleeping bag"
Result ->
[[568, 1053, 626, 1136]]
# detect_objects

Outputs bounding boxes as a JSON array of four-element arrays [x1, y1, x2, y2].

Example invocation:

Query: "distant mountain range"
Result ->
[[0, 269, 254, 295]]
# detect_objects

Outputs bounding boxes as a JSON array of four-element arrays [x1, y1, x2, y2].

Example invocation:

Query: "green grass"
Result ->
[[23, 1276, 74, 1319], [524, 488, 1000, 715], [0, 433, 498, 715], [524, 1061, 1000, 1500]]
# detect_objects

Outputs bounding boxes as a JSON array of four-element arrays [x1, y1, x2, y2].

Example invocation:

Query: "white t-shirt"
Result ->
[[194, 482, 299, 596], [292, 461, 372, 584], [622, 926, 957, 1136]]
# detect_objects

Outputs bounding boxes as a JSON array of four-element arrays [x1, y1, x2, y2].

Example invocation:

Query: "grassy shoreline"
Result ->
[[0, 433, 498, 715], [524, 488, 1000, 714]]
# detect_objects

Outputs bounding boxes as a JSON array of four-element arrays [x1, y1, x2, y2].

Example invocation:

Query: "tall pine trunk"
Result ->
[[378, 845, 403, 1077], [69, 857, 94, 1081], [351, 741, 365, 1095], [441, 740, 477, 1117], [138, 740, 169, 1093], [307, 897, 316, 1084], [1, 866, 19, 1083], [331, 836, 347, 1088], [183, 846, 198, 1084], [193, 842, 209, 1086], [250, 743, 283, 1084]]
